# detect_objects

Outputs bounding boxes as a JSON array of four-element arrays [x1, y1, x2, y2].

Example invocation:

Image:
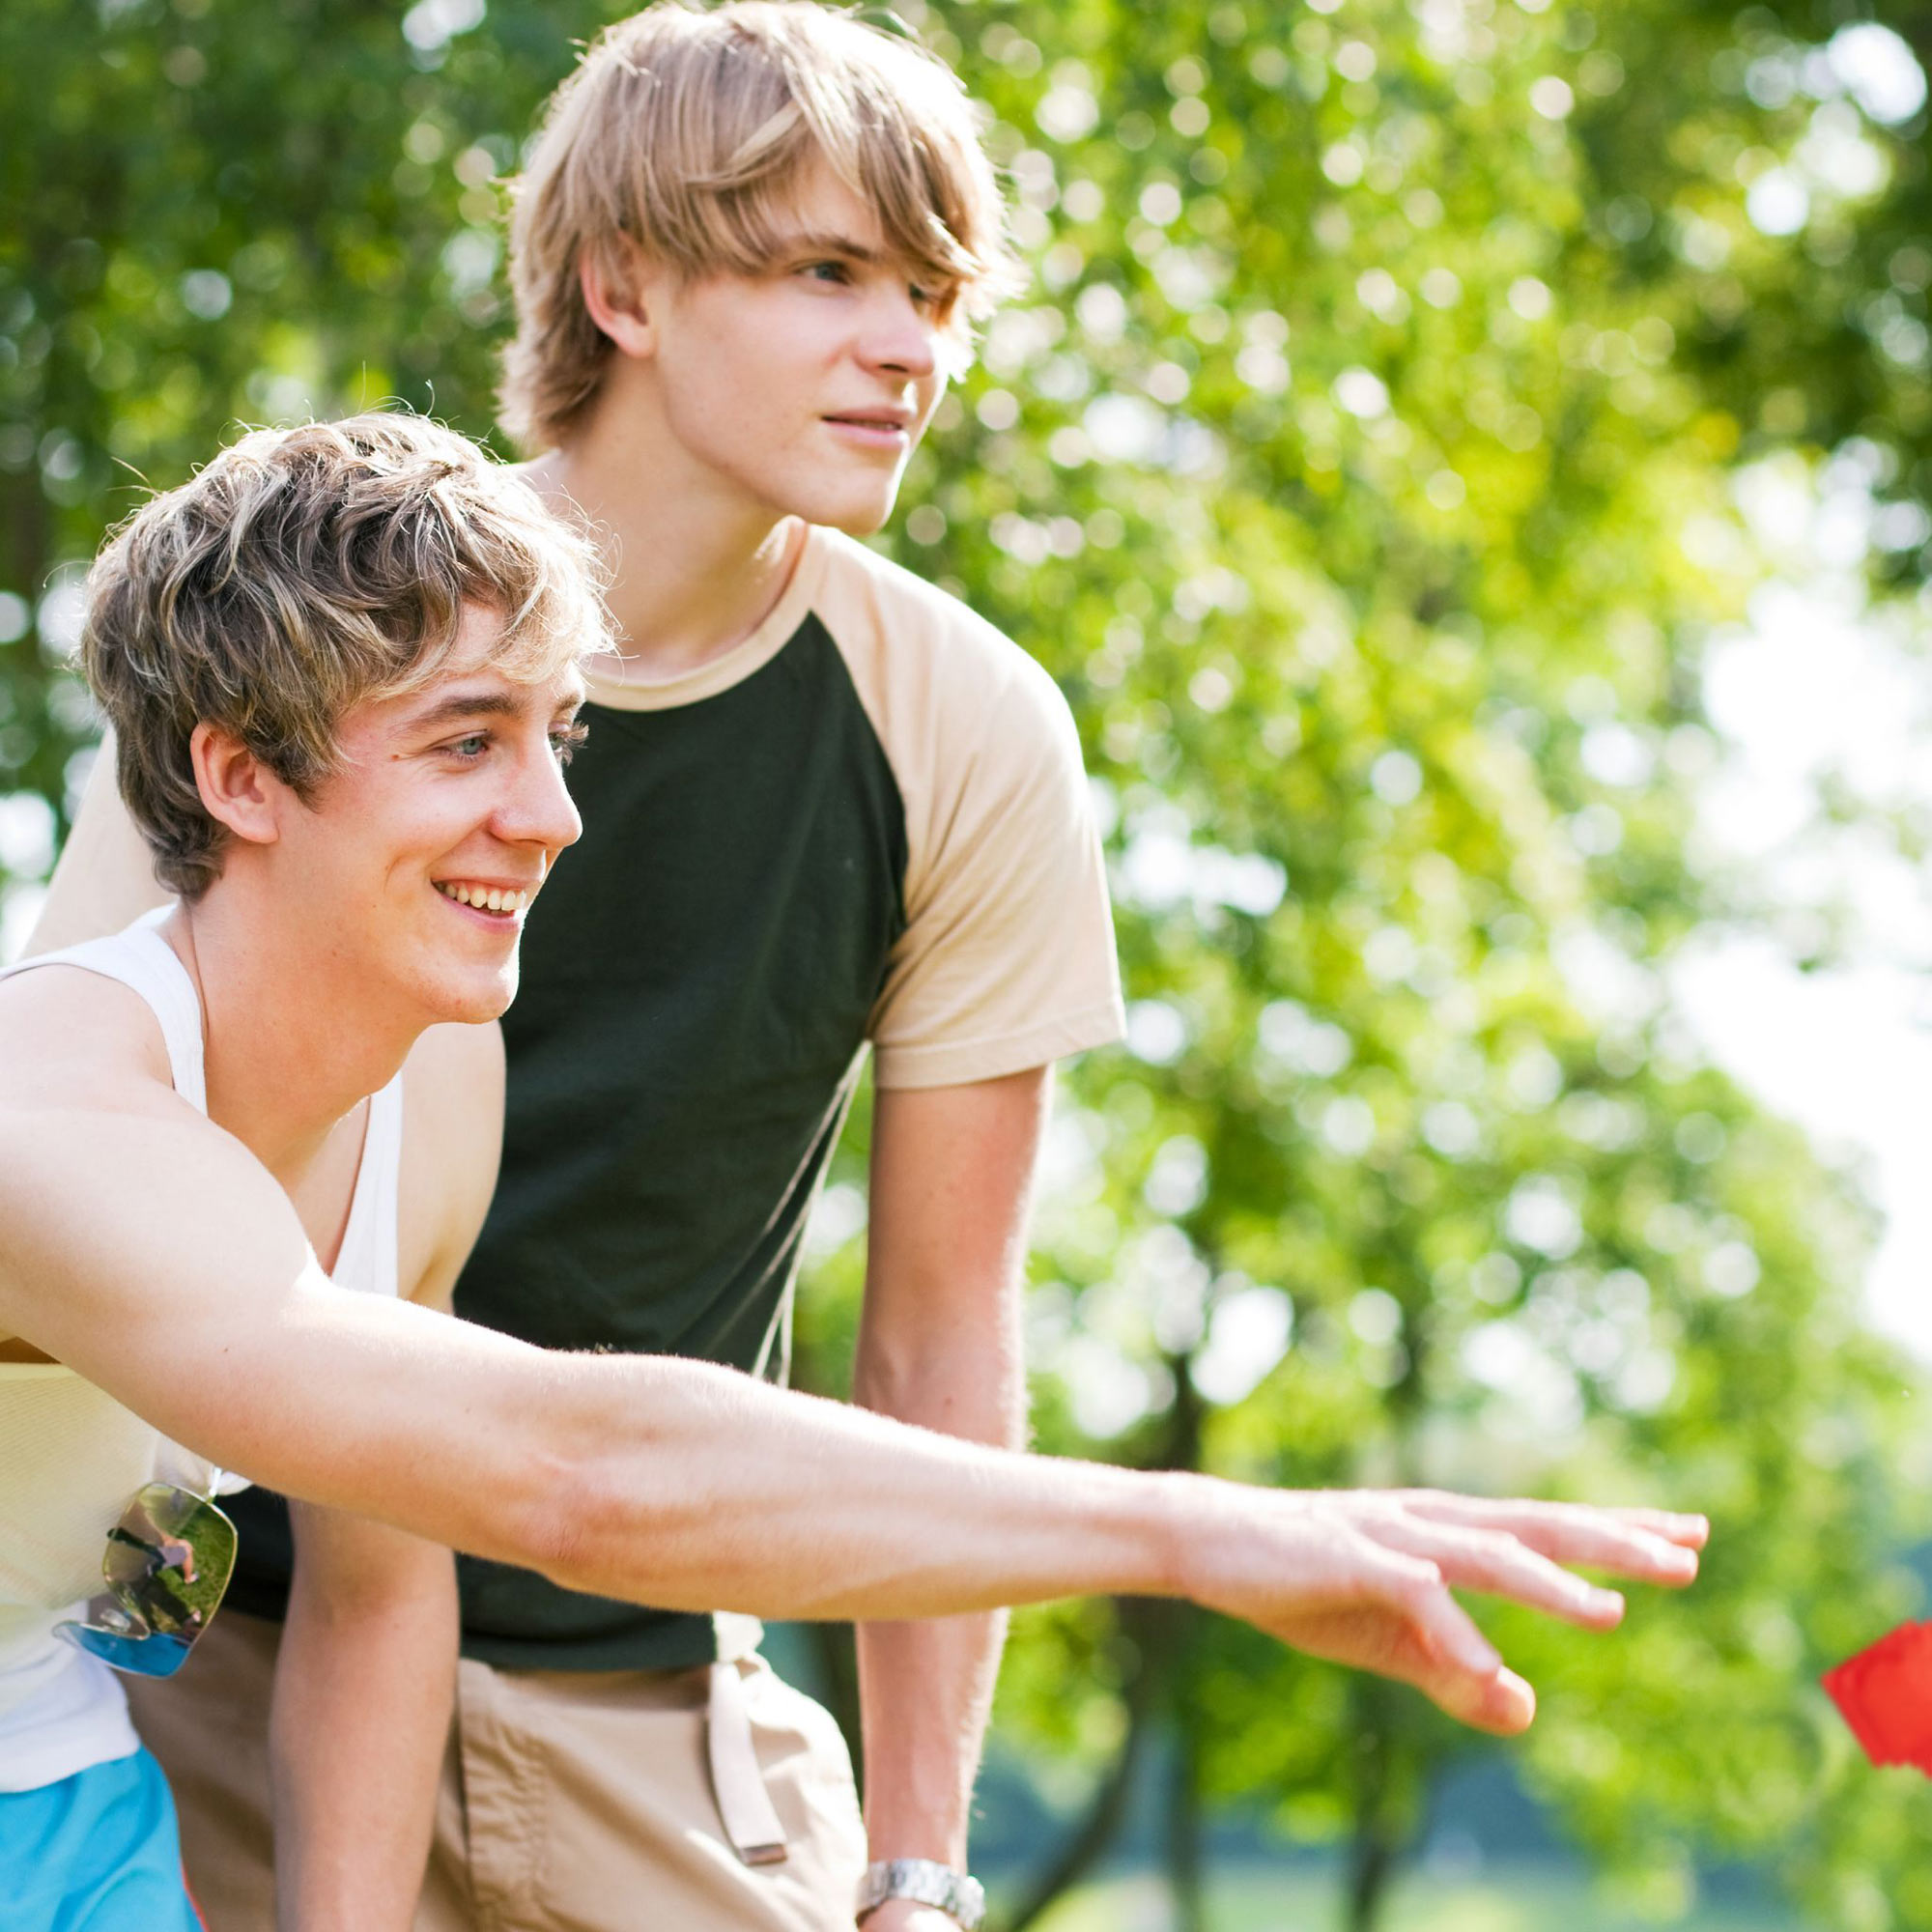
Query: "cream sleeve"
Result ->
[[823, 536, 1123, 1091]]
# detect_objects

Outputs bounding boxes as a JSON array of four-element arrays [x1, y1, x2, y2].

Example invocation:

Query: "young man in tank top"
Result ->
[[4, 416, 1707, 1932], [21, 11, 1709, 1932]]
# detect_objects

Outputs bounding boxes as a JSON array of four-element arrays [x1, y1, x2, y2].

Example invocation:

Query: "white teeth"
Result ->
[[438, 882, 528, 914]]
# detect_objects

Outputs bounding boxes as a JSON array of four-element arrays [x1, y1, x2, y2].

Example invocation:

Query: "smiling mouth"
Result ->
[[435, 881, 532, 918]]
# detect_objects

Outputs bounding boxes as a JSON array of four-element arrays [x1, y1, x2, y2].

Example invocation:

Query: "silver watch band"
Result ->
[[856, 1858, 986, 1929]]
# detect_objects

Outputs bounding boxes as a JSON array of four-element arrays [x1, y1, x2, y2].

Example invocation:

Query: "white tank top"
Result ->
[[0, 908, 405, 1790]]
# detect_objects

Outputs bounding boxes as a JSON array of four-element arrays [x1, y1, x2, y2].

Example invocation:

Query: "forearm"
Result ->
[[853, 1304, 1023, 1867], [274, 1289, 1186, 1621], [270, 1531, 457, 1932], [547, 1354, 1179, 1617]]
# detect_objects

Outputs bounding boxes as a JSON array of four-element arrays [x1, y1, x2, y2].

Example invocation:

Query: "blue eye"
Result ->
[[450, 734, 490, 759], [551, 723, 589, 765]]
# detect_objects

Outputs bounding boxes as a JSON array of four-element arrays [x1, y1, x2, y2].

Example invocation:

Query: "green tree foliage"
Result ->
[[6, 1, 1932, 1925]]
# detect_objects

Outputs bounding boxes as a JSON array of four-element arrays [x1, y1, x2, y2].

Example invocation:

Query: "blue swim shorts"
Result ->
[[0, 1748, 204, 1931]]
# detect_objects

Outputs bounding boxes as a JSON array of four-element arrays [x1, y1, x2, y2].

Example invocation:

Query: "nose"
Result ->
[[498, 737, 583, 857], [860, 284, 940, 384]]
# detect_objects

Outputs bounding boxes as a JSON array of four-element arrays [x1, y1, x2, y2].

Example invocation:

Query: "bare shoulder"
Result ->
[[397, 1019, 505, 1309], [0, 983, 228, 1351], [0, 962, 176, 1112]]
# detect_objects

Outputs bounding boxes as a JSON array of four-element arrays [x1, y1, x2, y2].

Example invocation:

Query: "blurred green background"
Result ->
[[8, 0, 1932, 1924]]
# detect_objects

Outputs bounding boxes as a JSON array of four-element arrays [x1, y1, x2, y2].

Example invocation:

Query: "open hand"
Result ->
[[1181, 1482, 1707, 1736]]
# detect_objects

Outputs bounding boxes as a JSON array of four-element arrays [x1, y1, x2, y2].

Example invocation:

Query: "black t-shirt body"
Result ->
[[225, 528, 1123, 1671]]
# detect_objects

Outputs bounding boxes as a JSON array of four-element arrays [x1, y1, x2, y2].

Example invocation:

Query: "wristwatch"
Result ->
[[856, 1858, 986, 1929]]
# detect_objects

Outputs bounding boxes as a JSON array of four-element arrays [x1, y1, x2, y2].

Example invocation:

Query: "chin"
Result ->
[[421, 964, 520, 1027], [813, 492, 899, 537], [783, 469, 903, 537]]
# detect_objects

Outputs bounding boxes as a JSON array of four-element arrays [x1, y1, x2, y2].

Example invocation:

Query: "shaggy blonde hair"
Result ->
[[83, 413, 611, 899], [499, 0, 1019, 452]]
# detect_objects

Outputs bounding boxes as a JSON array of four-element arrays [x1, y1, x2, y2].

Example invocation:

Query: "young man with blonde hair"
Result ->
[[30, 11, 1705, 1930], [7, 410, 1708, 1931]]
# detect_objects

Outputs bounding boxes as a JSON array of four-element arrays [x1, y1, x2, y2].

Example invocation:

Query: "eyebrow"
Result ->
[[406, 689, 527, 733], [778, 230, 889, 266]]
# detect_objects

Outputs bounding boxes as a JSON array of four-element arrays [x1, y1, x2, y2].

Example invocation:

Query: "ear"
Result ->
[[579, 242, 660, 360], [189, 723, 289, 855]]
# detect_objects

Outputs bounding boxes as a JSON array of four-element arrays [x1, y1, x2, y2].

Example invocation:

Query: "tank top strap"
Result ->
[[0, 907, 205, 1113], [330, 1071, 405, 1301], [3, 910, 404, 1299]]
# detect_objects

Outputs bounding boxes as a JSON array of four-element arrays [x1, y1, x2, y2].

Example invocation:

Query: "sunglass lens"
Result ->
[[53, 1607, 195, 1679], [99, 1484, 238, 1640]]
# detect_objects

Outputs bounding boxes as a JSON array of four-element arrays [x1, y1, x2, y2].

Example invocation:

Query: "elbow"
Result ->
[[487, 1354, 749, 1605], [497, 1445, 609, 1594], [499, 1444, 684, 1604]]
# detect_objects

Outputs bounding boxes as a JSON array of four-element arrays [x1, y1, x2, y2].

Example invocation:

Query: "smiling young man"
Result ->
[[35, 11, 1100, 1924], [0, 412, 599, 1930], [21, 11, 1709, 1932], [8, 419, 1710, 1932]]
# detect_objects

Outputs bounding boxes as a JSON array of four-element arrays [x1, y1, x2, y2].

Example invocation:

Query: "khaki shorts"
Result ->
[[126, 1610, 868, 1932]]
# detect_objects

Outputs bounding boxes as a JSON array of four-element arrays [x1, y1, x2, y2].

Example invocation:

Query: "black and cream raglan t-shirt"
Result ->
[[225, 525, 1125, 1671]]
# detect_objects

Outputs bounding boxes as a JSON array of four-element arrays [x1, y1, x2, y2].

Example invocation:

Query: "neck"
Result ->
[[525, 374, 805, 681], [165, 884, 419, 1183]]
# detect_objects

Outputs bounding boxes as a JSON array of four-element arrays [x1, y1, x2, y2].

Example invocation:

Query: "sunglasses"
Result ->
[[54, 1479, 238, 1679]]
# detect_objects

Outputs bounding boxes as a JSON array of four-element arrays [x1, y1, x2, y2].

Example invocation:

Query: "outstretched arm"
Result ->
[[0, 1072, 1704, 1741]]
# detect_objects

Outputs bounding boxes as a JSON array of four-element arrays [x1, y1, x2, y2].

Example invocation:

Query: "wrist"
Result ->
[[858, 1858, 985, 1930], [1143, 1467, 1216, 1602], [867, 1835, 967, 1872], [858, 1735, 970, 1871]]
